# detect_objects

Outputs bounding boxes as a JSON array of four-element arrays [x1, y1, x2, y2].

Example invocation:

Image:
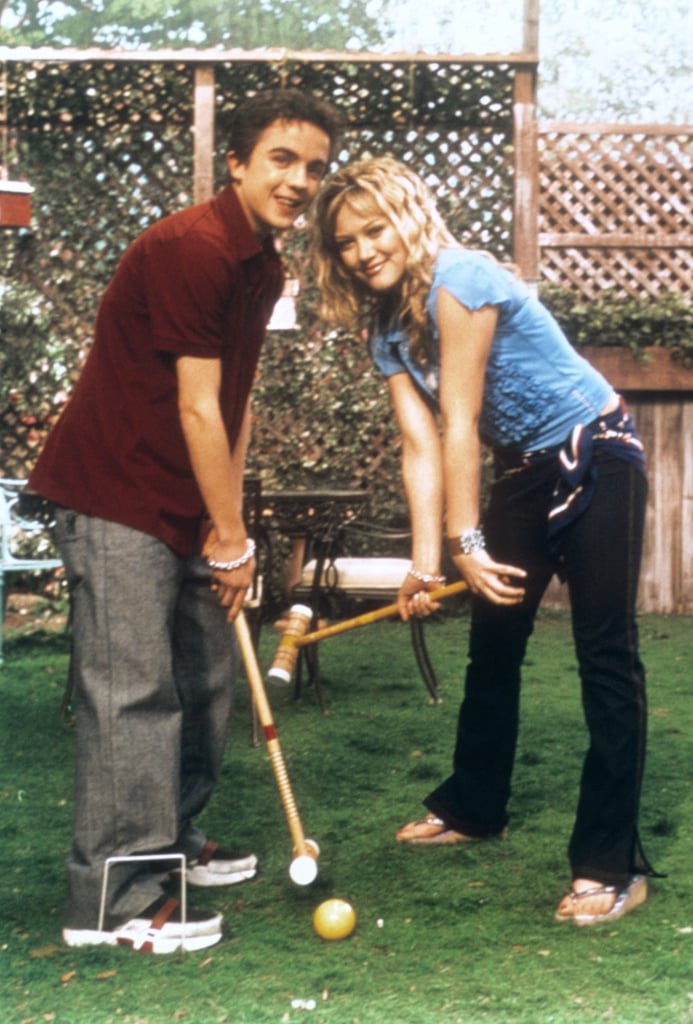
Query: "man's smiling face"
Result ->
[[227, 119, 331, 239]]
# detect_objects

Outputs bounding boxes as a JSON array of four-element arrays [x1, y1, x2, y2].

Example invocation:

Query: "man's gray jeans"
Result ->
[[54, 509, 237, 930]]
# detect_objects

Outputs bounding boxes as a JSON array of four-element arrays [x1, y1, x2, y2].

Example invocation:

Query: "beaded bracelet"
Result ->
[[408, 567, 446, 585], [446, 528, 486, 557], [206, 538, 256, 572]]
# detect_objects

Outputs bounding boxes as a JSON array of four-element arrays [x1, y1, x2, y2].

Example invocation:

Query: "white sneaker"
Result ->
[[186, 841, 258, 887], [62, 896, 223, 953]]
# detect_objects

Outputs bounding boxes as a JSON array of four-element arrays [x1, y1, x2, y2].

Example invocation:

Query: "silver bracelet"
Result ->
[[408, 567, 446, 585], [206, 538, 256, 572], [447, 528, 486, 557]]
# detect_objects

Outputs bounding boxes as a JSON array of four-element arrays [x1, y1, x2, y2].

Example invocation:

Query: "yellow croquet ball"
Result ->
[[312, 898, 356, 940]]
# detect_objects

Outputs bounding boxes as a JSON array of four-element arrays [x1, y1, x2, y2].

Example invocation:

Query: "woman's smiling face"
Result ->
[[333, 199, 408, 293]]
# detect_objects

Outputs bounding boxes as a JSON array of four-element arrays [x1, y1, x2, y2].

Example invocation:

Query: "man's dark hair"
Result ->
[[227, 88, 343, 165]]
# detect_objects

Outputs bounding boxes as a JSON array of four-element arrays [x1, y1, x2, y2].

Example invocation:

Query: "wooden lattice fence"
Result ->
[[0, 49, 531, 494], [538, 123, 693, 299], [1, 52, 692, 612]]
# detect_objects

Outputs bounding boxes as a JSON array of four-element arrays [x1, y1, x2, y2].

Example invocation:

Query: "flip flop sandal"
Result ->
[[396, 814, 489, 846], [555, 874, 647, 926]]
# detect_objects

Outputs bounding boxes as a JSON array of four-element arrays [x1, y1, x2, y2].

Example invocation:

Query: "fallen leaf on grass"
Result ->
[[96, 969, 117, 980], [29, 946, 60, 959], [61, 970, 76, 984]]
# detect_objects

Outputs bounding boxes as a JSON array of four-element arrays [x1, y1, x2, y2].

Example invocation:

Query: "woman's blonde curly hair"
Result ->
[[312, 155, 458, 362]]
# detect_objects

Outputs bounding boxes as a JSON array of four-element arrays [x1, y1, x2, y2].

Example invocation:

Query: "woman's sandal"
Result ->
[[554, 874, 647, 926], [396, 814, 505, 846]]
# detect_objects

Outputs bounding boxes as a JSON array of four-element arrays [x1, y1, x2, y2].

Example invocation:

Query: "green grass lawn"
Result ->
[[1, 609, 691, 1024]]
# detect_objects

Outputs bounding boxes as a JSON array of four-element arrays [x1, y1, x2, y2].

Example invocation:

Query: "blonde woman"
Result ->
[[313, 156, 656, 926]]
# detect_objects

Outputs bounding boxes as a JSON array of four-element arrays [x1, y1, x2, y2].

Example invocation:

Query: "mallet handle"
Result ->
[[294, 578, 469, 648], [235, 611, 307, 856]]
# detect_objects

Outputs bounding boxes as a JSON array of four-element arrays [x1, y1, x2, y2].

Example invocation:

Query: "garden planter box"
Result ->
[[0, 181, 34, 228], [580, 346, 693, 392]]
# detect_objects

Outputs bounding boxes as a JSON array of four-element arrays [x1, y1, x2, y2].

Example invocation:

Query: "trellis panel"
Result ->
[[538, 124, 693, 300], [1, 51, 523, 482]]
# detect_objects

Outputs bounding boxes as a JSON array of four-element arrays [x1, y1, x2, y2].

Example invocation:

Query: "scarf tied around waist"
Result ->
[[494, 398, 646, 559]]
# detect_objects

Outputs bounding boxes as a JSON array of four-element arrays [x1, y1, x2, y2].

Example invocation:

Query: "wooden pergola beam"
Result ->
[[0, 47, 538, 66]]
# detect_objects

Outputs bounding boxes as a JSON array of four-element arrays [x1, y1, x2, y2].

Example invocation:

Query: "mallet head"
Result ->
[[267, 604, 312, 685], [289, 838, 320, 886]]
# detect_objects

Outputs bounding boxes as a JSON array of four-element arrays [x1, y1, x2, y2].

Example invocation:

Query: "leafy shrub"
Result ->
[[540, 285, 693, 364]]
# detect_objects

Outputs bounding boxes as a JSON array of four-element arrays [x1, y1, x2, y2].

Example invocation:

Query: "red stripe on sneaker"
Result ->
[[196, 840, 218, 866], [150, 898, 179, 929]]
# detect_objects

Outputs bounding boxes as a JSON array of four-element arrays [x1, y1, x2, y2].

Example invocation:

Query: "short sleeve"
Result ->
[[428, 251, 517, 320], [142, 233, 240, 358], [369, 325, 408, 377]]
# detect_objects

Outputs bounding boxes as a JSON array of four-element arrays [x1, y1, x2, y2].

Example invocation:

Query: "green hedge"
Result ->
[[539, 285, 693, 364]]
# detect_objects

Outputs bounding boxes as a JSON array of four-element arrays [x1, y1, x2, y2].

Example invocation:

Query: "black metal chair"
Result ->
[[290, 515, 446, 711]]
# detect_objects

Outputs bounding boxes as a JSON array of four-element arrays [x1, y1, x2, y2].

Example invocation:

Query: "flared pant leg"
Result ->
[[561, 455, 649, 883], [425, 462, 555, 835]]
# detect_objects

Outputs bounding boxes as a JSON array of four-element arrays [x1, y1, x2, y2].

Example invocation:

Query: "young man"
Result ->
[[29, 89, 342, 954]]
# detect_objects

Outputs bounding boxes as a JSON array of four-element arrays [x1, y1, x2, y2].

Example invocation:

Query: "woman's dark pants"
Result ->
[[426, 453, 649, 885]]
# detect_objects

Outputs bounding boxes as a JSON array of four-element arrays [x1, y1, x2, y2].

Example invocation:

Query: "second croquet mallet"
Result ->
[[234, 610, 319, 886], [267, 579, 469, 685]]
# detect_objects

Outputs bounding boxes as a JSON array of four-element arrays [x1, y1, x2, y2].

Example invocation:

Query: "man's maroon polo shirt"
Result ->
[[29, 185, 283, 556]]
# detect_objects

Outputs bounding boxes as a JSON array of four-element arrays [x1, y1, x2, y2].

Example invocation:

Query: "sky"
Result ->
[[1, 0, 691, 122], [380, 0, 692, 122]]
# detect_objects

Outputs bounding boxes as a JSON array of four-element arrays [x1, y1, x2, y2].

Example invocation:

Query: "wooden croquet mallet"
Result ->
[[234, 610, 319, 886], [267, 579, 469, 685]]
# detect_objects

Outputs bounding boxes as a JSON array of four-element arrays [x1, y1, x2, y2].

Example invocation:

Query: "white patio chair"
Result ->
[[0, 478, 63, 664]]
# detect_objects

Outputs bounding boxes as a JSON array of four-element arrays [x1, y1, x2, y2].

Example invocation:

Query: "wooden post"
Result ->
[[513, 0, 540, 284], [193, 65, 215, 204], [523, 0, 540, 54], [513, 68, 539, 285]]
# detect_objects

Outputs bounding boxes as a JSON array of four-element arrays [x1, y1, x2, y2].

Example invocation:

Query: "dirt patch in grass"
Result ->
[[3, 591, 69, 634]]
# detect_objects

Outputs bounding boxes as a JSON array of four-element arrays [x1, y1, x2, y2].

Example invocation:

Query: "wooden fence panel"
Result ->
[[635, 396, 683, 614], [683, 401, 693, 611], [542, 355, 693, 614]]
